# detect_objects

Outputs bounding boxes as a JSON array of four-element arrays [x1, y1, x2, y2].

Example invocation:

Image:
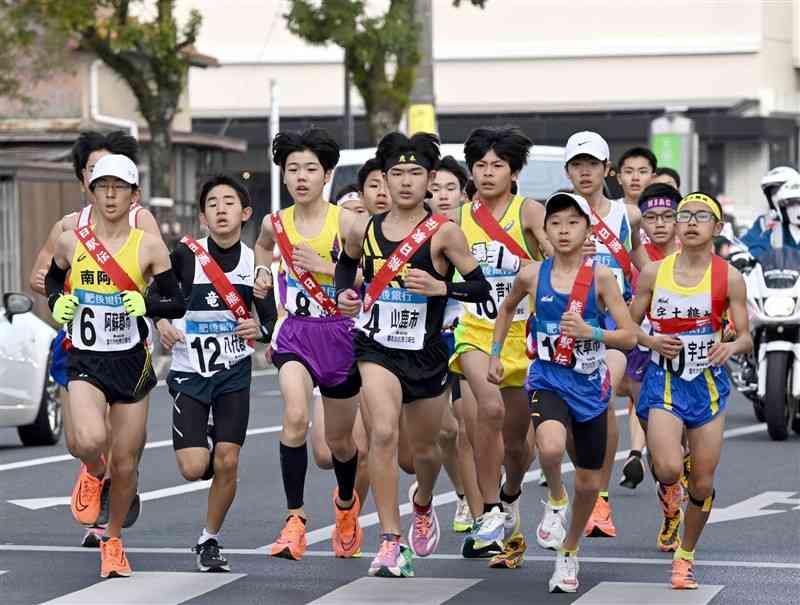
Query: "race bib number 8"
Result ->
[[285, 275, 337, 318]]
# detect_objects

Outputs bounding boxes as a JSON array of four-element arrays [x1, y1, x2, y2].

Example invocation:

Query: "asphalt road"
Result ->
[[1, 372, 798, 604]]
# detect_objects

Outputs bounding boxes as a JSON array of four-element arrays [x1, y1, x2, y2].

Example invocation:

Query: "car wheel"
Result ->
[[17, 348, 63, 446]]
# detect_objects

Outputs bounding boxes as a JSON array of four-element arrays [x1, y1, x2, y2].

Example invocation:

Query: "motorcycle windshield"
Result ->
[[756, 248, 800, 289]]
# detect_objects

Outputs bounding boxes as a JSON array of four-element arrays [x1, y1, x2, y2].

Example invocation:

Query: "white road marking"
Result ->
[[262, 422, 767, 550], [0, 544, 798, 571], [572, 582, 723, 604], [0, 424, 283, 473], [9, 480, 215, 511], [308, 577, 480, 605], [708, 491, 800, 524], [37, 571, 244, 605]]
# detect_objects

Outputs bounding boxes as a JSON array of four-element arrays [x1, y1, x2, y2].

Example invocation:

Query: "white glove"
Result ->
[[486, 241, 521, 274]]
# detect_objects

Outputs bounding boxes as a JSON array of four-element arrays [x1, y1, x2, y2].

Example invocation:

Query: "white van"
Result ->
[[324, 143, 570, 203]]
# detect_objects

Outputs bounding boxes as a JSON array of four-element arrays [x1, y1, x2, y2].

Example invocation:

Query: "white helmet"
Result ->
[[761, 166, 799, 214], [773, 177, 800, 226]]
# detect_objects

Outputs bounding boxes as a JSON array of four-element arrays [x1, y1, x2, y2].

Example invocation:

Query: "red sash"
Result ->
[[363, 214, 448, 312], [592, 210, 633, 285], [180, 236, 250, 321], [270, 212, 339, 316], [645, 243, 666, 261], [552, 257, 595, 366], [472, 199, 530, 260], [648, 255, 729, 334], [74, 227, 140, 293]]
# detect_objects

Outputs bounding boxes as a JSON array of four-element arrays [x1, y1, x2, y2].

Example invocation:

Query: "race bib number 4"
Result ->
[[186, 319, 252, 377], [357, 287, 428, 351]]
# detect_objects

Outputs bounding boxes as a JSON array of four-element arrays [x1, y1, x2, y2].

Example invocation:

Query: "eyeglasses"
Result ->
[[642, 212, 676, 224], [676, 210, 716, 223], [94, 181, 132, 193]]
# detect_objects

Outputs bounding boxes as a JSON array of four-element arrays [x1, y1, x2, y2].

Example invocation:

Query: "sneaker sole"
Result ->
[[197, 564, 231, 573], [101, 570, 132, 579], [549, 583, 578, 593], [452, 521, 472, 533], [81, 533, 102, 548], [536, 538, 562, 551], [586, 526, 616, 538], [270, 546, 303, 561]]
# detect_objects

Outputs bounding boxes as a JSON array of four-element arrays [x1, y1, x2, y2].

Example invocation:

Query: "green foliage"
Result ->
[[286, 0, 485, 142]]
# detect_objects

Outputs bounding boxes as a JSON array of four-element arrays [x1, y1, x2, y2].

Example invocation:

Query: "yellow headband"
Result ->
[[677, 193, 721, 220]]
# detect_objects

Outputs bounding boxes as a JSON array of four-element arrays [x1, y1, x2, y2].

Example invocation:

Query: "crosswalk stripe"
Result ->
[[307, 577, 480, 605], [37, 571, 244, 605], [572, 582, 724, 604]]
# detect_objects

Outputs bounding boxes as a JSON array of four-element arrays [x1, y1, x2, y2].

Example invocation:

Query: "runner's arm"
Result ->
[[522, 198, 553, 259], [44, 231, 75, 303], [596, 265, 637, 350], [628, 262, 658, 325], [626, 204, 649, 270], [254, 215, 276, 298], [30, 219, 64, 295], [492, 263, 537, 351], [709, 266, 753, 365], [254, 292, 278, 342], [136, 209, 162, 237], [141, 234, 186, 319], [439, 222, 491, 302]]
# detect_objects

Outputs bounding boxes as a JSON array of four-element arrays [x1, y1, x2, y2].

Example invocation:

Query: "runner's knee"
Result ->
[[177, 454, 209, 481], [326, 433, 355, 462], [213, 447, 240, 479], [369, 420, 399, 452], [477, 397, 505, 429], [652, 458, 682, 485], [688, 475, 715, 501], [109, 452, 138, 481], [574, 469, 603, 494], [282, 405, 309, 441]]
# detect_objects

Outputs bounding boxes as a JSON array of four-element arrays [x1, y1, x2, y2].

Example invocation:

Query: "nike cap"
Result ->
[[564, 131, 610, 163], [545, 191, 595, 223], [90, 154, 139, 186]]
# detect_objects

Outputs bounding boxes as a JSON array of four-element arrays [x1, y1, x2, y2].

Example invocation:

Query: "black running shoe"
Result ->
[[94, 480, 141, 528], [194, 538, 230, 572], [619, 454, 645, 489], [81, 527, 104, 548]]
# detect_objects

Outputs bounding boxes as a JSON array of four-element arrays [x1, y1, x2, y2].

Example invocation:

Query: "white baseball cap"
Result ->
[[564, 131, 610, 163], [545, 192, 595, 223], [90, 154, 139, 187]]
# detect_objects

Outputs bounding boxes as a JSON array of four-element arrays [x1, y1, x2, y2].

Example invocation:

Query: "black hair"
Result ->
[[618, 146, 657, 172], [375, 131, 440, 171], [465, 180, 477, 201], [463, 126, 533, 173], [638, 182, 681, 208], [544, 194, 591, 226], [272, 128, 340, 172], [436, 155, 469, 191], [71, 130, 139, 183], [357, 157, 383, 192], [334, 183, 360, 203], [683, 191, 723, 217], [654, 166, 681, 188], [198, 174, 252, 212]]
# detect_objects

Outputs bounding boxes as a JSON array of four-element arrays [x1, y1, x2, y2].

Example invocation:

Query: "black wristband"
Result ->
[[446, 265, 491, 303]]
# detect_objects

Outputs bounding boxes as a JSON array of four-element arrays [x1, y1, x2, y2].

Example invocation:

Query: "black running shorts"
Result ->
[[529, 389, 608, 470], [68, 342, 156, 404], [354, 334, 449, 404]]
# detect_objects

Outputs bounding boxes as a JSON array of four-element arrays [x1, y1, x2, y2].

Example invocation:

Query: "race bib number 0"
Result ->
[[652, 332, 716, 381]]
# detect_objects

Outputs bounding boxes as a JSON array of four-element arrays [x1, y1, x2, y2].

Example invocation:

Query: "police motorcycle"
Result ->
[[725, 179, 800, 441]]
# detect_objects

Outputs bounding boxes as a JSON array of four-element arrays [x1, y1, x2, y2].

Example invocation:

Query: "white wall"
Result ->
[[723, 140, 770, 226]]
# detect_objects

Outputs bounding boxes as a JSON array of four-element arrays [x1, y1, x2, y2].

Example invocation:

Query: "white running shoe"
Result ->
[[536, 500, 567, 550], [473, 506, 506, 551], [549, 552, 579, 593], [452, 496, 473, 533], [501, 489, 521, 540]]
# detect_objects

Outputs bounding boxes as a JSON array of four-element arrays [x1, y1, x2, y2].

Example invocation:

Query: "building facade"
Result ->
[[186, 0, 800, 225]]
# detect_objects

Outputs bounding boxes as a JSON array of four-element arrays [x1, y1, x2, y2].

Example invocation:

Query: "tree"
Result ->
[[286, 0, 486, 144], [17, 0, 204, 201]]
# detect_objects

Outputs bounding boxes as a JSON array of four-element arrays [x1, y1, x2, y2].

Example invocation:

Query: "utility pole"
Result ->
[[344, 49, 355, 148], [407, 0, 437, 135]]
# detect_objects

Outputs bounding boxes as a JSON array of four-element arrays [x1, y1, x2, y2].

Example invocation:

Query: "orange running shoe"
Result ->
[[671, 558, 698, 589], [270, 514, 307, 560], [331, 489, 363, 558], [100, 537, 132, 578], [70, 463, 104, 527], [584, 497, 617, 538]]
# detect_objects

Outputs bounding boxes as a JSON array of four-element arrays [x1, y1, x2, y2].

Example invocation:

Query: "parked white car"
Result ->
[[0, 292, 61, 446]]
